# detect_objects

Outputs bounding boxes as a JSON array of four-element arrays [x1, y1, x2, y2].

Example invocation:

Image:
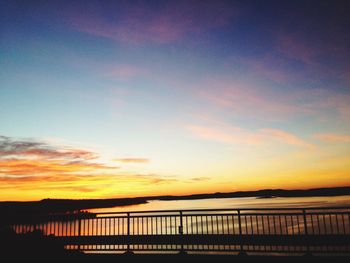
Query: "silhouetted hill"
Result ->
[[155, 186, 350, 201], [0, 186, 349, 225]]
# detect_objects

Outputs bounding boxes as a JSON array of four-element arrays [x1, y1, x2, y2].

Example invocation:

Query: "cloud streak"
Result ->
[[0, 136, 171, 197], [315, 133, 350, 142], [188, 125, 263, 145], [0, 135, 97, 161], [188, 124, 312, 148], [114, 158, 149, 163], [69, 0, 235, 44], [261, 129, 313, 149]]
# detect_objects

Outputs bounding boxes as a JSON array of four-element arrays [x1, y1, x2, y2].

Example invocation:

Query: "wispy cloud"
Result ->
[[315, 133, 350, 142], [0, 135, 117, 177], [188, 124, 312, 148], [188, 125, 263, 145], [196, 79, 303, 120], [69, 0, 235, 44], [193, 75, 350, 123], [261, 128, 313, 148], [0, 136, 169, 196], [276, 33, 319, 65], [190, 176, 211, 182], [113, 158, 149, 163], [0, 135, 97, 161]]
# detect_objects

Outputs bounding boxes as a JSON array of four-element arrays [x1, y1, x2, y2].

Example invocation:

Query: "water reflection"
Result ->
[[88, 195, 350, 213]]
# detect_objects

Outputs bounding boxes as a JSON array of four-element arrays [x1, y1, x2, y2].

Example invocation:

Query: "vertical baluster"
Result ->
[[262, 215, 265, 235], [344, 213, 347, 234], [118, 217, 120, 235], [226, 215, 230, 235], [238, 210, 243, 253], [335, 214, 340, 235], [206, 215, 209, 234], [155, 217, 158, 250], [47, 221, 50, 235], [323, 214, 327, 234], [274, 215, 278, 235], [278, 215, 283, 235], [127, 213, 130, 252], [302, 210, 308, 235], [249, 215, 253, 235], [232, 215, 236, 235], [59, 221, 62, 236], [160, 216, 163, 235], [284, 215, 289, 235], [329, 213, 333, 235]]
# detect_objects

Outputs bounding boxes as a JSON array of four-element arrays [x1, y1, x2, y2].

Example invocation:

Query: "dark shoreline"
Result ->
[[1, 186, 350, 217]]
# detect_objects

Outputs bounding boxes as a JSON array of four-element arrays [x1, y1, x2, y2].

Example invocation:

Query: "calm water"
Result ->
[[88, 195, 350, 213]]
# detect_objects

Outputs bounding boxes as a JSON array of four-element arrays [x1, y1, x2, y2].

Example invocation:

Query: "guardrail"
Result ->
[[12, 207, 350, 254]]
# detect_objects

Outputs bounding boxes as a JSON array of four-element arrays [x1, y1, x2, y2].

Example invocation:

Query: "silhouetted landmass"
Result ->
[[0, 198, 148, 226], [1, 186, 349, 226], [154, 186, 350, 201]]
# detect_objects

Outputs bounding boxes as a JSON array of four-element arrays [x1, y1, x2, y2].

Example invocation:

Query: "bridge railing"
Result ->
[[12, 207, 350, 236], [11, 207, 350, 254]]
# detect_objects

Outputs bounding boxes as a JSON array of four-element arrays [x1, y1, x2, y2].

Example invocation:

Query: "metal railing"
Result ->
[[12, 207, 350, 254]]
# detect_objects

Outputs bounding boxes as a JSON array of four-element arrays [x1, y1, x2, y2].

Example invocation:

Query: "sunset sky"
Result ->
[[1, 0, 350, 201]]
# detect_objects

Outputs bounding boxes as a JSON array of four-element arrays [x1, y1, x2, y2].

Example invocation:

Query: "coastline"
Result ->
[[1, 186, 350, 217]]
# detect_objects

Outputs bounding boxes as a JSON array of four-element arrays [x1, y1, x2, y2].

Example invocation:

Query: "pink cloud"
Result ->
[[113, 158, 149, 163], [315, 134, 350, 142], [276, 33, 319, 65], [260, 128, 313, 148], [188, 124, 263, 145], [190, 74, 350, 123], [196, 78, 303, 120], [69, 1, 236, 44], [188, 124, 311, 148]]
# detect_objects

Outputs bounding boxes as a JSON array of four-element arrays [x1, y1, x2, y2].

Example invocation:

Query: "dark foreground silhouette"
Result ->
[[1, 226, 349, 263]]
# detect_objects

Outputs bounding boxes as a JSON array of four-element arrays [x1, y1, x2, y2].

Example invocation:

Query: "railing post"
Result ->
[[237, 209, 246, 255], [127, 213, 130, 250], [178, 211, 186, 255], [78, 218, 82, 236], [78, 218, 82, 250], [303, 209, 308, 235], [179, 211, 183, 235], [125, 212, 133, 254]]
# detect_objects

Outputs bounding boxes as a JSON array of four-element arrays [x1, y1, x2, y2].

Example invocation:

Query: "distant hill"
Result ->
[[0, 186, 349, 221], [155, 186, 350, 201]]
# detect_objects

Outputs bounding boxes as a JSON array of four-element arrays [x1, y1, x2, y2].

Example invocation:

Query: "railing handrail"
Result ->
[[91, 206, 350, 216]]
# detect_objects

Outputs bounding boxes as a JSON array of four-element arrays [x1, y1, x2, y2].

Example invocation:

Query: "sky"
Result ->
[[1, 0, 350, 201]]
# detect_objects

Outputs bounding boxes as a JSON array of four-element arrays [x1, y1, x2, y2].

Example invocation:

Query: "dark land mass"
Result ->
[[155, 186, 350, 201], [1, 186, 349, 225]]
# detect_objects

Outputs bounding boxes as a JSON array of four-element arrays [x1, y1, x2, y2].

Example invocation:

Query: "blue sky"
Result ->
[[1, 0, 350, 200]]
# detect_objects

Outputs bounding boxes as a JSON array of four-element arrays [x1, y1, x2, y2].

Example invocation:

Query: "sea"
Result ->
[[87, 195, 350, 213]]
